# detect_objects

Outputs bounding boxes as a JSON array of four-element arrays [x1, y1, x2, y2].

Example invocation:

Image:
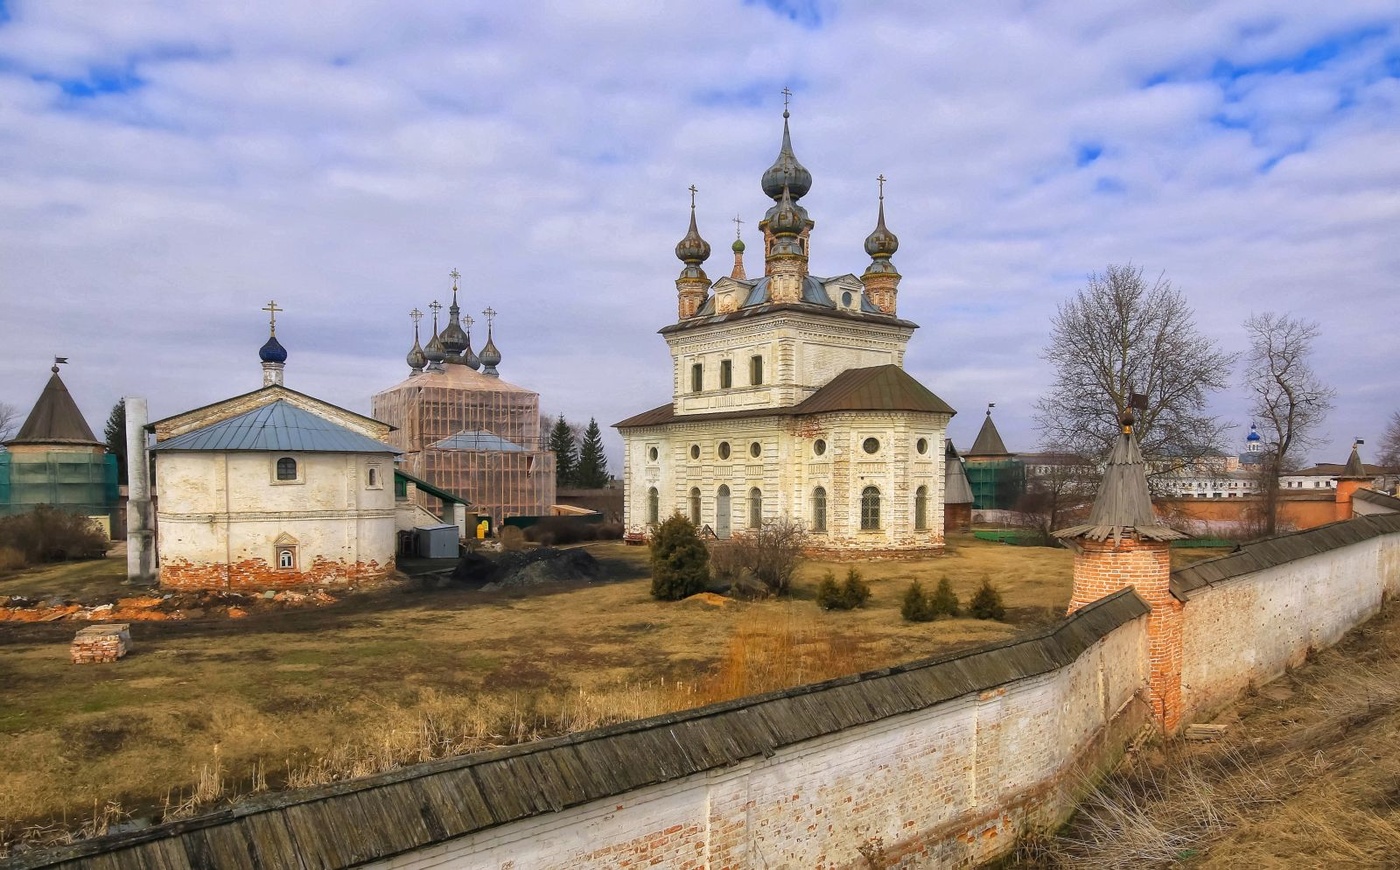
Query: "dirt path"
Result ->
[[1016, 598, 1400, 868]]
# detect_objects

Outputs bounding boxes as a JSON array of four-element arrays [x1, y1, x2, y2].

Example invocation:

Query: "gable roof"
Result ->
[[150, 385, 392, 442], [614, 365, 954, 429], [1353, 488, 1400, 512], [152, 400, 398, 455], [430, 430, 525, 452], [966, 412, 1009, 457], [944, 441, 974, 505], [6, 371, 102, 448]]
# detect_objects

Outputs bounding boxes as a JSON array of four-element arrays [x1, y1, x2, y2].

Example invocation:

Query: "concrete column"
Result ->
[[452, 502, 468, 540], [124, 397, 157, 583]]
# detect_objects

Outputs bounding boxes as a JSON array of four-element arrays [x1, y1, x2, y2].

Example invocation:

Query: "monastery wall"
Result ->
[[1177, 528, 1400, 722]]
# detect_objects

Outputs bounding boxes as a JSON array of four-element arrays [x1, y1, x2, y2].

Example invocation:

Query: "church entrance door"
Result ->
[[716, 485, 731, 538]]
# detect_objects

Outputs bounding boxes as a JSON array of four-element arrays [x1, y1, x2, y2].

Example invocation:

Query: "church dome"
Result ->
[[675, 204, 711, 265], [864, 198, 899, 258], [768, 185, 808, 236], [406, 336, 426, 371], [259, 335, 288, 364], [424, 331, 446, 366], [760, 110, 812, 201], [1246, 423, 1261, 442], [732, 237, 746, 253]]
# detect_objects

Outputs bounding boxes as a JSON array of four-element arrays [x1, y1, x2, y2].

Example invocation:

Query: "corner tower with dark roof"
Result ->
[[617, 98, 954, 557], [963, 405, 1026, 511]]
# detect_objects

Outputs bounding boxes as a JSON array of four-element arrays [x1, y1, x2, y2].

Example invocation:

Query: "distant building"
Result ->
[[962, 407, 1024, 511], [943, 441, 973, 533], [372, 275, 556, 528], [149, 314, 398, 589], [0, 360, 117, 532], [615, 108, 955, 556]]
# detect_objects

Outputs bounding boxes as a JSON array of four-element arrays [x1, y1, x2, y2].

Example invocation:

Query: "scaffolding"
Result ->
[[0, 450, 118, 518], [372, 366, 556, 526], [964, 458, 1026, 512]]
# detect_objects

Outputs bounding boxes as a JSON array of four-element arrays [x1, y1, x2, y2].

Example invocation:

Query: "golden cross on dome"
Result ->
[[482, 306, 496, 326], [410, 308, 422, 326], [449, 267, 461, 289], [733, 214, 744, 239], [688, 184, 698, 209], [429, 300, 441, 330], [877, 174, 886, 200], [262, 300, 282, 335], [781, 86, 792, 110]]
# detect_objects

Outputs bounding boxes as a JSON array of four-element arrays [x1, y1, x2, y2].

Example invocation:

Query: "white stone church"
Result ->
[[616, 108, 956, 556]]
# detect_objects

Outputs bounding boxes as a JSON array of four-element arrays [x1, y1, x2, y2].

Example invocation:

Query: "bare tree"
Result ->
[[1243, 312, 1336, 536], [1015, 449, 1099, 544], [1380, 411, 1400, 469], [0, 402, 19, 442], [1035, 264, 1237, 477]]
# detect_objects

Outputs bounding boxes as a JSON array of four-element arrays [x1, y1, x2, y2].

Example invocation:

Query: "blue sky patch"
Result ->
[[0, 1, 11, 26], [694, 80, 804, 109], [744, 0, 824, 29], [1094, 177, 1125, 194], [1075, 143, 1103, 167], [41, 66, 144, 98]]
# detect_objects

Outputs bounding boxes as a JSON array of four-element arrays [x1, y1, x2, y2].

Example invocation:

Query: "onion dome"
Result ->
[[1246, 423, 1261, 442], [768, 184, 808, 237], [732, 237, 745, 253], [478, 322, 502, 377], [760, 109, 812, 201], [440, 283, 469, 363], [674, 199, 711, 267], [423, 331, 446, 369], [406, 310, 426, 374], [259, 334, 287, 364], [864, 194, 899, 260], [461, 319, 481, 371]]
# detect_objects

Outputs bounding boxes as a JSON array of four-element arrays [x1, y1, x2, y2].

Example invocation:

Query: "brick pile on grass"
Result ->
[[70, 624, 131, 663]]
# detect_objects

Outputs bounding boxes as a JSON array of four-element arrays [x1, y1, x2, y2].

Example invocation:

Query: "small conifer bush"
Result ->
[[929, 576, 960, 618], [650, 514, 710, 601], [818, 568, 871, 610], [901, 580, 934, 622], [815, 571, 843, 609], [969, 577, 1006, 620]]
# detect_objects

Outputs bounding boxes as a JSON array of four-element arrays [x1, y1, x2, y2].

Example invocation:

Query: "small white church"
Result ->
[[148, 308, 399, 589], [616, 106, 956, 557]]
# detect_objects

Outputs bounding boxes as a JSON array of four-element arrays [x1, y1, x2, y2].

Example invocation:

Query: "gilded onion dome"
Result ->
[[760, 109, 812, 201]]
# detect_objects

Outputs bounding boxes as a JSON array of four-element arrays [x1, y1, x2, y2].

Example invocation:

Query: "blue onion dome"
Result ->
[[259, 334, 288, 364], [769, 184, 808, 236], [1247, 423, 1261, 442], [760, 110, 812, 201], [675, 204, 711, 265], [864, 197, 899, 259]]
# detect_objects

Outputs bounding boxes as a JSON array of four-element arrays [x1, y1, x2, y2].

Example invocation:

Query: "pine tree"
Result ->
[[969, 577, 1006, 620], [929, 576, 960, 618], [548, 415, 577, 488], [575, 418, 609, 488], [103, 400, 128, 486], [650, 514, 710, 600]]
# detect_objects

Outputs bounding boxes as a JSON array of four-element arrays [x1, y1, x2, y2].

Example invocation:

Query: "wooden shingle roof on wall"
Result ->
[[12, 589, 1149, 870], [1170, 513, 1400, 599]]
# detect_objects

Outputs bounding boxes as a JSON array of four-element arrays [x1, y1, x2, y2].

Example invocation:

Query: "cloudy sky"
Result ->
[[1, 1, 1397, 469]]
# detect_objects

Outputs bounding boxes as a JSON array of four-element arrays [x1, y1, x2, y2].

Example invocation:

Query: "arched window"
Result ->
[[861, 486, 881, 531], [277, 547, 296, 569], [915, 485, 929, 531], [812, 486, 827, 533], [689, 487, 701, 525], [716, 485, 731, 538], [647, 487, 659, 525], [276, 457, 297, 481], [367, 466, 379, 487], [748, 487, 762, 529]]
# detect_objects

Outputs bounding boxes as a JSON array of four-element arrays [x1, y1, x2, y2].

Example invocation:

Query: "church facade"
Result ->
[[616, 108, 955, 556]]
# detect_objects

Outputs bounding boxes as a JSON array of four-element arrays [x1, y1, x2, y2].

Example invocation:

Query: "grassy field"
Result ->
[[0, 535, 1221, 852]]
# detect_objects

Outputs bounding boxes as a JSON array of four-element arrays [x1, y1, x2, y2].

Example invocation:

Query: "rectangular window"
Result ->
[[750, 355, 763, 385], [720, 359, 732, 389], [691, 363, 703, 393]]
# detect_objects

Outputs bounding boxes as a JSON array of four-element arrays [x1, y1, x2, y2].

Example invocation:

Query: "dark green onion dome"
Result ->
[[675, 203, 711, 266], [768, 184, 808, 237], [760, 109, 812, 201], [259, 334, 287, 364], [732, 237, 746, 253]]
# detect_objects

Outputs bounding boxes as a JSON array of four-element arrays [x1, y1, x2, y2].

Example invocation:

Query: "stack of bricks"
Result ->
[[71, 624, 131, 664]]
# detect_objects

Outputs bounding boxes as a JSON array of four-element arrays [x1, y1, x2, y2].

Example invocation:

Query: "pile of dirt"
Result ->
[[0, 588, 340, 622], [449, 547, 603, 590]]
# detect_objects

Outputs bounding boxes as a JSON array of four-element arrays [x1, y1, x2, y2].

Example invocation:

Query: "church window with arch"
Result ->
[[647, 487, 659, 525], [275, 456, 298, 481], [748, 488, 762, 529], [689, 487, 701, 525], [914, 485, 929, 531], [812, 486, 827, 533], [861, 486, 881, 531]]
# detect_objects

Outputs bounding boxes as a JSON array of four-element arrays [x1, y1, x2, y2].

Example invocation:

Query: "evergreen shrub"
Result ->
[[969, 577, 1006, 620], [650, 514, 710, 601], [929, 576, 960, 618]]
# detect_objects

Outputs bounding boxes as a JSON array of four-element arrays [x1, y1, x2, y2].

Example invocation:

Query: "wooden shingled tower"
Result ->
[[1055, 407, 1186, 733]]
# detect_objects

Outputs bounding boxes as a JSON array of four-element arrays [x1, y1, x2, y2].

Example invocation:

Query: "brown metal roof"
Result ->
[[1054, 423, 1185, 544], [614, 365, 954, 430], [1170, 513, 1400, 599], [5, 371, 102, 448], [966, 411, 1009, 457], [12, 588, 1149, 870]]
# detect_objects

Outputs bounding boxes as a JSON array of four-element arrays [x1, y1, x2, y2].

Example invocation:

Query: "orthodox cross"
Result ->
[[482, 306, 496, 327], [262, 300, 282, 335], [733, 214, 744, 239], [410, 307, 422, 340], [463, 313, 474, 333], [781, 86, 792, 110], [449, 267, 461, 291], [429, 300, 441, 332], [877, 174, 886, 201], [689, 184, 698, 209]]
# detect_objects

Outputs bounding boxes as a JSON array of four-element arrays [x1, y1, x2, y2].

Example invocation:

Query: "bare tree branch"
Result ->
[[1035, 264, 1237, 478], [0, 402, 19, 443], [1379, 411, 1400, 469]]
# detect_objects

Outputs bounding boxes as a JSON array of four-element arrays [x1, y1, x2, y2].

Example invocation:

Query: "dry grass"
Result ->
[[0, 534, 1079, 855], [1014, 598, 1400, 869]]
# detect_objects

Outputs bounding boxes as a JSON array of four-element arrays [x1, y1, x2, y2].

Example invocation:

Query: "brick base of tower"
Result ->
[[1069, 535, 1183, 733]]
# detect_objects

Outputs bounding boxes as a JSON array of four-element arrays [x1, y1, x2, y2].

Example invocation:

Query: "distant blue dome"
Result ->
[[1246, 424, 1261, 442], [259, 335, 287, 364]]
